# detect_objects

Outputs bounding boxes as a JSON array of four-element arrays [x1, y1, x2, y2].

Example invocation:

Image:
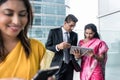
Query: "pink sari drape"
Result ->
[[79, 38, 108, 80]]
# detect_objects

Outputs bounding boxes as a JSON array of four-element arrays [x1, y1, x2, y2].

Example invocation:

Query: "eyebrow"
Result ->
[[4, 9, 27, 13]]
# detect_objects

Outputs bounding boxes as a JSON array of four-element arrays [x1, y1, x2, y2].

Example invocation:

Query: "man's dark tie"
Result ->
[[64, 32, 71, 64]]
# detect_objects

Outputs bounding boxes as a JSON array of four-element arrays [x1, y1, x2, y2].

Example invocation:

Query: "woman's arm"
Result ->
[[88, 50, 105, 62]]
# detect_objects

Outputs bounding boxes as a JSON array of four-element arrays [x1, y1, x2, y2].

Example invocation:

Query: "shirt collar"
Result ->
[[62, 27, 68, 34]]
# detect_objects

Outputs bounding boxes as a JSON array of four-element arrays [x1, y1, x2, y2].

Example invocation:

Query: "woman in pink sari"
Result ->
[[73, 23, 108, 80]]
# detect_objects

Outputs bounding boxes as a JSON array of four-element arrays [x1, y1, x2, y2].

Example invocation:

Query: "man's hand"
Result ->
[[57, 42, 71, 50]]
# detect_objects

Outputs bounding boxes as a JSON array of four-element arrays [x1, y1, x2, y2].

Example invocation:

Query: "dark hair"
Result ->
[[0, 0, 33, 61], [84, 23, 100, 39], [65, 14, 78, 23]]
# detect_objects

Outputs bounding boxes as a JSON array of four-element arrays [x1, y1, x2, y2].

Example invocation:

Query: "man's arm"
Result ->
[[45, 29, 57, 52]]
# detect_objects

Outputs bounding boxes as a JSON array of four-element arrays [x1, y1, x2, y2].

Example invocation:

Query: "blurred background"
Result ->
[[29, 0, 120, 80]]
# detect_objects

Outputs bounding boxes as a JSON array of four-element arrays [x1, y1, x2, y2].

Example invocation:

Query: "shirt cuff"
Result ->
[[76, 59, 81, 65], [55, 45, 60, 51]]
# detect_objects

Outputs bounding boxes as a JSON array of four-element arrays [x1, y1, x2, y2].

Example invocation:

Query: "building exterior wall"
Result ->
[[98, 0, 120, 80], [29, 0, 69, 43]]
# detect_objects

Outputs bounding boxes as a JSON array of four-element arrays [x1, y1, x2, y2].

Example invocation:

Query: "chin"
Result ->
[[68, 30, 72, 32]]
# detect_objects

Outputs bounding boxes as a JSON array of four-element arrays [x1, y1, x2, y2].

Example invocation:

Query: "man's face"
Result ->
[[64, 21, 76, 32]]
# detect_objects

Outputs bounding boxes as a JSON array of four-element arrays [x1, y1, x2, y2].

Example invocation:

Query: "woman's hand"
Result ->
[[87, 50, 105, 62], [87, 50, 94, 57], [72, 49, 81, 59]]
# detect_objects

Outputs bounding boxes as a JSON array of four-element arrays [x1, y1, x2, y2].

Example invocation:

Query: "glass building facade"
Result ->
[[98, 0, 120, 80], [29, 0, 69, 43]]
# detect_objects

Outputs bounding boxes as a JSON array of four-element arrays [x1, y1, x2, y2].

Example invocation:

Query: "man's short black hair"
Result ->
[[65, 14, 78, 23]]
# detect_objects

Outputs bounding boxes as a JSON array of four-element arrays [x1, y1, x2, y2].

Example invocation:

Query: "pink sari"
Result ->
[[79, 38, 108, 80]]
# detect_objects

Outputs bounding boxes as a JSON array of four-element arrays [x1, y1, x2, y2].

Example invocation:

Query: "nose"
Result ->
[[88, 34, 91, 37], [86, 34, 90, 38], [12, 15, 21, 25]]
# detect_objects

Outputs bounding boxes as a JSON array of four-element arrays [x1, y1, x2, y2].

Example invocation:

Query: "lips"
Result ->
[[8, 25, 21, 32]]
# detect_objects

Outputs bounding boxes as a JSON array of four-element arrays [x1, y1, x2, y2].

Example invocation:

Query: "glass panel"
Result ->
[[42, 0, 64, 4], [41, 4, 65, 15], [33, 16, 41, 25]]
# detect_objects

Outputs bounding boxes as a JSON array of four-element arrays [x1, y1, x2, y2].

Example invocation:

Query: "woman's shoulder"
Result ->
[[78, 39, 84, 46], [29, 38, 46, 53], [29, 38, 44, 47], [30, 38, 40, 43], [95, 38, 107, 44], [79, 39, 84, 42], [79, 39, 85, 43], [29, 39, 46, 62], [94, 38, 108, 48]]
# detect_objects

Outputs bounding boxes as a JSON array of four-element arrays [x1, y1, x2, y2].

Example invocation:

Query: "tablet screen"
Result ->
[[70, 46, 93, 55]]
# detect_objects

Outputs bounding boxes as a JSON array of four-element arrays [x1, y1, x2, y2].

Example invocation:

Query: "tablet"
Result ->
[[33, 66, 59, 80], [70, 46, 93, 55]]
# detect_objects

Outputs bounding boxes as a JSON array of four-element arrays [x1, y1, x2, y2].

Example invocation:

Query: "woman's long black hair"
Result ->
[[0, 0, 33, 61]]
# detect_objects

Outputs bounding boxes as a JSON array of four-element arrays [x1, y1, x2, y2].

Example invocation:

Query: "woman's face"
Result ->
[[0, 0, 28, 38], [85, 29, 95, 39]]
